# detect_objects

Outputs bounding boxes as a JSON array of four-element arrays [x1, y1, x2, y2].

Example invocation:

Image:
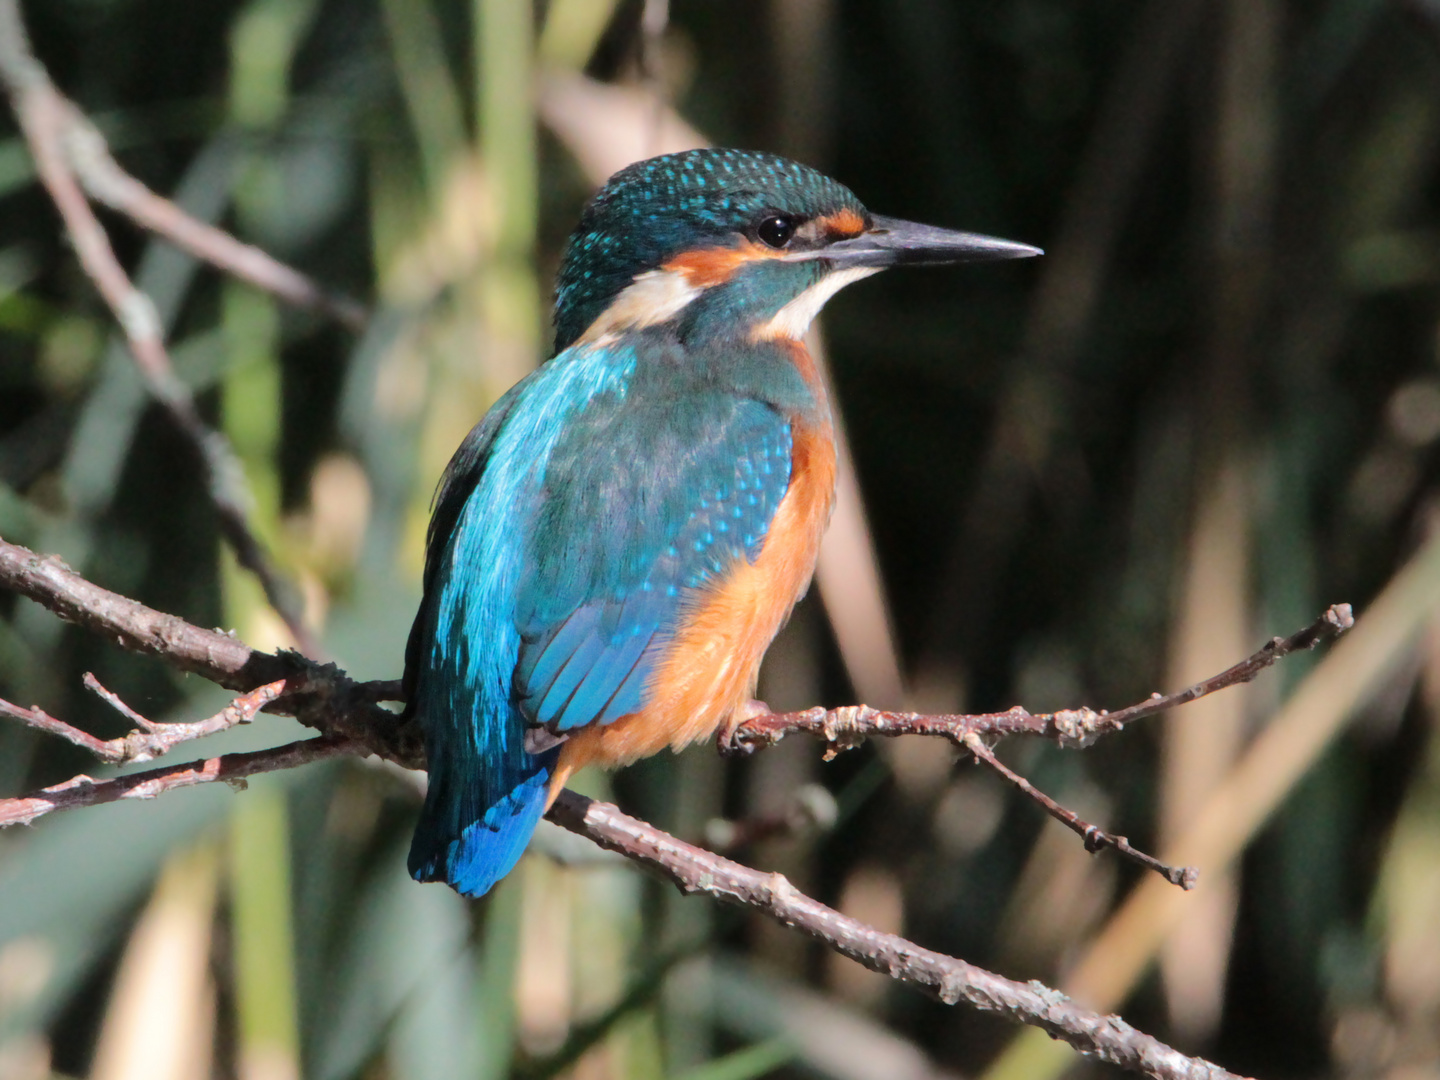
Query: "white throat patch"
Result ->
[[757, 266, 881, 341]]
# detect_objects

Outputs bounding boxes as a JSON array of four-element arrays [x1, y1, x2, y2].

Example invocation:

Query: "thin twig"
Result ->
[[0, 0, 321, 658], [0, 698, 114, 760], [3, 678, 283, 765], [1, 532, 1351, 822], [82, 671, 158, 731], [546, 790, 1248, 1080], [0, 4, 364, 329], [732, 604, 1354, 753], [61, 113, 368, 330], [1098, 602, 1353, 728], [728, 604, 1351, 887], [962, 732, 1198, 889], [104, 676, 283, 762], [0, 736, 354, 827]]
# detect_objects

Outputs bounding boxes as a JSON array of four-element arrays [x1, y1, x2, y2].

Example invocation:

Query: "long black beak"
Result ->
[[822, 214, 1042, 267]]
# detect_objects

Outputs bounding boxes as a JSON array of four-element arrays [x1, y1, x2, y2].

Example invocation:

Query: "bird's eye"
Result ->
[[756, 214, 796, 248]]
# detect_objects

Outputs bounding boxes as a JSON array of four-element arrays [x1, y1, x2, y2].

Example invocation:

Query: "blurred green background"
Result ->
[[3, 1, 1440, 1078]]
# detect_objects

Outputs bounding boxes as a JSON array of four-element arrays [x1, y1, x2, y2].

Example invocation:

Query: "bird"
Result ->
[[403, 148, 1040, 897]]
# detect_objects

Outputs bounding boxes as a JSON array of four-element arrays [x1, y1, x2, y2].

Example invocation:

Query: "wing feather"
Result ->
[[513, 394, 793, 734]]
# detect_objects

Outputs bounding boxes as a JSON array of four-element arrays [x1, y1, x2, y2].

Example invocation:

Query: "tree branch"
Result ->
[[546, 790, 1249, 1080], [0, 2, 365, 329], [0, 536, 421, 766], [0, 536, 268, 684], [1, 531, 1352, 881], [730, 603, 1353, 754], [962, 731, 1198, 889], [0, 530, 1338, 1076], [62, 115, 368, 330], [727, 604, 1351, 887], [0, 731, 1252, 1077], [0, 675, 286, 765], [0, 736, 355, 827], [0, 5, 1348, 1071], [0, 0, 325, 657]]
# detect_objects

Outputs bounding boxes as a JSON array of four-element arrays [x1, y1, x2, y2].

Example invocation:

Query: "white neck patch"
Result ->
[[756, 266, 881, 341], [578, 268, 702, 346], [577, 262, 881, 347]]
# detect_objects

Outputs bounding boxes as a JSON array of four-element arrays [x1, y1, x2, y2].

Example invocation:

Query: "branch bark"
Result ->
[[0, 0, 326, 657], [0, 677, 285, 765], [0, 736, 354, 827], [0, 536, 421, 766], [549, 790, 1248, 1080], [0, 4, 1343, 1072], [731, 603, 1353, 755], [0, 695, 1253, 1080], [0, 1, 365, 329], [0, 537, 1332, 1078]]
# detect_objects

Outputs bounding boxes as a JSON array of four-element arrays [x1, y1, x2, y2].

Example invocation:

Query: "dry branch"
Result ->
[[0, 676, 287, 765], [547, 791, 1248, 1080], [0, 693, 1252, 1080], [961, 731, 1197, 889], [0, 4, 365, 329], [727, 604, 1351, 886], [731, 603, 1353, 754], [0, 4, 1352, 1073], [62, 118, 368, 330], [0, 528, 1334, 1077], [0, 536, 420, 765], [0, 0, 325, 656], [0, 736, 354, 828]]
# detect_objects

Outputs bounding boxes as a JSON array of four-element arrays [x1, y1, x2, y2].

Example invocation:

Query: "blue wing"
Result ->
[[401, 378, 528, 725], [514, 389, 794, 731]]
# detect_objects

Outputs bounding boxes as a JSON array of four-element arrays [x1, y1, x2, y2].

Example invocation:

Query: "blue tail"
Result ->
[[408, 734, 560, 898]]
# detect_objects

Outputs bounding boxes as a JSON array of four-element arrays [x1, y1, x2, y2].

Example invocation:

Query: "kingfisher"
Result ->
[[403, 148, 1040, 897]]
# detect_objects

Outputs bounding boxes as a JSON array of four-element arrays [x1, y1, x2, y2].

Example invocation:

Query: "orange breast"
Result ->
[[548, 406, 837, 802]]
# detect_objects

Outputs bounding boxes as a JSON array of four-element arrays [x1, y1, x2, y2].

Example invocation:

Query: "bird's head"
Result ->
[[553, 148, 1039, 354]]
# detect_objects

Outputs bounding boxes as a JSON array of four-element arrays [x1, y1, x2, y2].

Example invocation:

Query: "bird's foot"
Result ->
[[716, 699, 772, 757]]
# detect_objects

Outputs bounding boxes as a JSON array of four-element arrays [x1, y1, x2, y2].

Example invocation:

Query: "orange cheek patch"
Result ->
[[818, 208, 866, 239], [664, 241, 780, 288]]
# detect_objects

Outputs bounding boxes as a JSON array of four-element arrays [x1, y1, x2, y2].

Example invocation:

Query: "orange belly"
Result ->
[[547, 416, 836, 802]]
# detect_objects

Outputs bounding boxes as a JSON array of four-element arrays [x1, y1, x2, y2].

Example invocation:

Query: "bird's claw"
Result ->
[[716, 699, 773, 757]]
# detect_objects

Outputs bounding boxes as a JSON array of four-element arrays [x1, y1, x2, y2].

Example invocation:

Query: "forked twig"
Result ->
[[732, 604, 1352, 755], [729, 604, 1353, 887], [1, 679, 285, 766], [0, 735, 355, 828], [0, 724, 1249, 1080], [0, 2, 364, 329], [0, 537, 422, 765]]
